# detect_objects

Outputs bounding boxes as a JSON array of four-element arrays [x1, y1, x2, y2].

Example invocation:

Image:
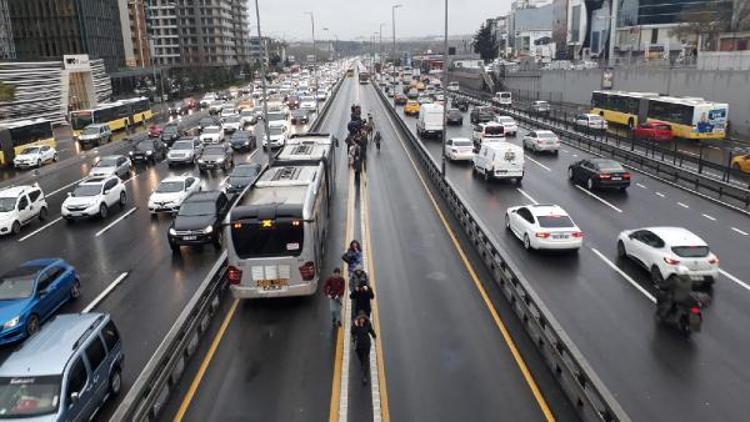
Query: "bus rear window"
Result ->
[[232, 221, 304, 259]]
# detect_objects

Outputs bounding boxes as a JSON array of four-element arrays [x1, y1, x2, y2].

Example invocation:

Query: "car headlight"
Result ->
[[169, 228, 177, 235], [216, 158, 225, 163], [146, 151, 153, 155], [129, 151, 134, 155], [197, 159, 205, 163], [204, 225, 213, 234], [3, 316, 20, 329]]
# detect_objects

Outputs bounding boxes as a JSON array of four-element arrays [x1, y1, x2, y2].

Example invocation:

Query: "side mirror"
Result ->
[[67, 192, 72, 197], [103, 189, 110, 194]]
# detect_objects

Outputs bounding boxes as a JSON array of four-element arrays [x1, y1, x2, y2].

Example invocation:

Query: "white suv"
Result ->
[[61, 176, 127, 221], [0, 184, 48, 236], [148, 175, 202, 214]]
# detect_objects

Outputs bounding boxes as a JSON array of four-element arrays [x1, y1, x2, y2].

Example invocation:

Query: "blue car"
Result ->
[[0, 258, 80, 344]]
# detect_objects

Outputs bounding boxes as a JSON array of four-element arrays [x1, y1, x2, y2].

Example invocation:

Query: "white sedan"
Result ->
[[13, 145, 57, 169], [148, 175, 202, 215], [445, 138, 474, 161], [616, 226, 719, 286], [494, 116, 518, 136], [505, 204, 583, 251]]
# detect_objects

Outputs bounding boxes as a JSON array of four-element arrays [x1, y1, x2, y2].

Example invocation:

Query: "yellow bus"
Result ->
[[0, 119, 56, 165], [591, 90, 729, 140], [69, 97, 153, 137]]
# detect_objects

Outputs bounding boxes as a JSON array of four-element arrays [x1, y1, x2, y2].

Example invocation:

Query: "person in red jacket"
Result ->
[[323, 268, 345, 327]]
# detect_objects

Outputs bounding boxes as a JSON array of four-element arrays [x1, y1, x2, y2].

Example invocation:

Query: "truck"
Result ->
[[416, 103, 444, 138]]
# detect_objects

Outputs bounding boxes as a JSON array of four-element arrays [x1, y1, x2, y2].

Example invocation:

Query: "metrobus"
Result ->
[[279, 133, 337, 199], [69, 97, 153, 137], [590, 90, 729, 140], [226, 162, 331, 299], [358, 71, 370, 85], [0, 119, 56, 165]]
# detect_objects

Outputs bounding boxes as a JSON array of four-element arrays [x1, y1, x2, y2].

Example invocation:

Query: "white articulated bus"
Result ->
[[226, 163, 330, 299]]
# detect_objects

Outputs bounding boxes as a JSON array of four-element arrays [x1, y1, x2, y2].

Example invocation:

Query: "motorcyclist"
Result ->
[[656, 266, 694, 320]]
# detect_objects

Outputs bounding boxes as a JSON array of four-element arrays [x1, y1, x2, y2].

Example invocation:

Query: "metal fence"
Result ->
[[372, 83, 630, 422]]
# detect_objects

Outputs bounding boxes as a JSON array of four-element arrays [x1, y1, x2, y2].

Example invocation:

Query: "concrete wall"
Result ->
[[501, 68, 750, 137]]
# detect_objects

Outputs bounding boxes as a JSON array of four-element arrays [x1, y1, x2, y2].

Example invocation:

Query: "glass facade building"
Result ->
[[617, 0, 732, 27]]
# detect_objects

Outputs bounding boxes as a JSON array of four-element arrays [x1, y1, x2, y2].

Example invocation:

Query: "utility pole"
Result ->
[[379, 23, 386, 71], [441, 0, 448, 177], [608, 0, 619, 67], [392, 4, 402, 65], [254, 0, 273, 165], [305, 12, 318, 114]]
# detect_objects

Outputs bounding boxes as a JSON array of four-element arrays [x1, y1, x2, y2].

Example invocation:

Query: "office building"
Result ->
[[0, 0, 14, 60], [120, 0, 151, 68], [8, 0, 125, 72]]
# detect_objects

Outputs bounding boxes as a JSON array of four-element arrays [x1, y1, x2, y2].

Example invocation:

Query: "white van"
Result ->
[[471, 122, 505, 149], [416, 103, 444, 138], [472, 142, 524, 183], [493, 91, 512, 105]]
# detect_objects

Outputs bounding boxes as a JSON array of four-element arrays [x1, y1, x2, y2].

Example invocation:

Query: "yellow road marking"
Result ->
[[329, 171, 355, 422], [361, 169, 391, 422], [173, 298, 240, 422], [377, 92, 556, 421]]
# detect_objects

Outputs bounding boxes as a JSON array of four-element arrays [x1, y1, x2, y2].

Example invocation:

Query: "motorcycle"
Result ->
[[656, 290, 711, 335]]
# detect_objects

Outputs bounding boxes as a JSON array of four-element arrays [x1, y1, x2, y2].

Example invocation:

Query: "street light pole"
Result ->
[[254, 0, 273, 165], [392, 4, 402, 65], [441, 0, 448, 177], [379, 23, 386, 71], [305, 12, 318, 115], [608, 0, 619, 67]]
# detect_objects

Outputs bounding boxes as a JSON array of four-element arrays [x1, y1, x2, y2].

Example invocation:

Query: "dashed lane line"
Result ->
[[94, 207, 138, 237], [525, 156, 551, 172], [702, 214, 717, 221], [82, 272, 129, 313], [636, 183, 648, 189], [731, 227, 749, 236], [719, 269, 750, 292], [677, 202, 689, 209], [47, 177, 87, 197], [516, 188, 539, 204], [574, 185, 623, 213], [590, 248, 656, 303], [17, 216, 63, 242], [655, 192, 665, 198]]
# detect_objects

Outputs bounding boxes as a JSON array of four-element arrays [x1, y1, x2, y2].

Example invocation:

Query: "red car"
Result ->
[[633, 121, 673, 142], [286, 95, 300, 109], [148, 124, 163, 138]]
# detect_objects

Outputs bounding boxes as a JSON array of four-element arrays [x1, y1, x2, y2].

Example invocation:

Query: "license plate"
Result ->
[[611, 177, 622, 181], [257, 279, 288, 289], [553, 235, 569, 239], [182, 235, 197, 241]]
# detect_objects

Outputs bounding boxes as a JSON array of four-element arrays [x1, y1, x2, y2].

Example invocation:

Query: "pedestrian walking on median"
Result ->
[[351, 311, 377, 385], [323, 268, 345, 328], [350, 279, 374, 318], [341, 240, 363, 279], [349, 265, 369, 293], [351, 144, 363, 186]]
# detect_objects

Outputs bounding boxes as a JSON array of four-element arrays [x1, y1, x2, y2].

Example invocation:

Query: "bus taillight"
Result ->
[[299, 261, 316, 281], [228, 266, 242, 285]]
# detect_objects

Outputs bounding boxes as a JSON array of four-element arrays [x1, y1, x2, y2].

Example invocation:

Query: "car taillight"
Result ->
[[622, 173, 631, 180], [572, 231, 584, 238], [299, 261, 315, 281], [227, 266, 242, 285], [663, 257, 681, 265], [535, 232, 550, 239], [690, 306, 701, 315], [708, 257, 719, 265], [598, 173, 611, 179]]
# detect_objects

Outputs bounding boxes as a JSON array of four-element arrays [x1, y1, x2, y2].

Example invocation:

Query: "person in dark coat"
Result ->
[[351, 311, 377, 385], [349, 265, 369, 293], [323, 268, 346, 327], [350, 279, 374, 317], [341, 240, 363, 279]]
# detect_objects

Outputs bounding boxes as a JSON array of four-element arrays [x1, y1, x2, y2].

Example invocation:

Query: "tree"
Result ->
[[473, 21, 498, 62], [671, 0, 750, 50], [0, 82, 15, 103]]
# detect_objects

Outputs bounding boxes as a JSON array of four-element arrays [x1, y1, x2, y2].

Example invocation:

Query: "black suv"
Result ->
[[470, 106, 495, 124], [160, 124, 184, 146], [223, 163, 262, 195], [130, 139, 167, 164], [229, 131, 256, 152], [168, 191, 230, 252], [446, 108, 463, 125], [452, 97, 469, 112], [197, 145, 234, 173]]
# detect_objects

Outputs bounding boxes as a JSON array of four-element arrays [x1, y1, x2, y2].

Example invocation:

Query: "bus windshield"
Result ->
[[70, 111, 94, 130], [231, 221, 304, 258]]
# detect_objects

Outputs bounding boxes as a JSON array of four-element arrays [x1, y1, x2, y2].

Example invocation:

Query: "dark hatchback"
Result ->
[[168, 191, 230, 252], [130, 139, 167, 164], [470, 106, 495, 124], [291, 109, 310, 125], [452, 97, 469, 112], [160, 124, 184, 146], [446, 108, 463, 125], [568, 158, 631, 191], [229, 131, 257, 152], [394, 93, 408, 105], [197, 145, 234, 173], [223, 163, 262, 195]]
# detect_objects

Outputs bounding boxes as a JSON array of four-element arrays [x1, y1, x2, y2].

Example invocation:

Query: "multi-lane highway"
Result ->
[[373, 81, 750, 421]]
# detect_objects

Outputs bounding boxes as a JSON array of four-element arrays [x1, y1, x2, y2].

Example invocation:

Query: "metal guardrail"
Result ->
[[110, 74, 346, 422], [373, 84, 630, 422], [452, 92, 750, 211]]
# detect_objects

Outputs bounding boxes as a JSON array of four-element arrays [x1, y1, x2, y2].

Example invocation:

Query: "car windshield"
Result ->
[[485, 126, 504, 135], [595, 161, 625, 172], [452, 139, 473, 147], [0, 268, 37, 300], [136, 142, 154, 151], [269, 127, 284, 135], [20, 147, 40, 155], [95, 158, 118, 167], [233, 165, 259, 177], [156, 181, 184, 193], [537, 215, 575, 228], [537, 132, 557, 139], [81, 126, 100, 135], [0, 375, 62, 417], [0, 198, 16, 212], [178, 201, 215, 217], [671, 246, 710, 258], [200, 118, 216, 126], [267, 112, 285, 121], [204, 127, 221, 134], [232, 134, 249, 141], [225, 116, 240, 123], [240, 111, 253, 117], [72, 184, 101, 197], [203, 147, 225, 155], [589, 116, 604, 122], [496, 117, 514, 124], [163, 126, 178, 134], [172, 141, 193, 150]]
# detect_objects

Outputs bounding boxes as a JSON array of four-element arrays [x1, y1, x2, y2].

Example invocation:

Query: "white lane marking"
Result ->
[[677, 202, 689, 209], [561, 149, 570, 153], [82, 272, 129, 313], [572, 154, 578, 157], [719, 269, 750, 292], [655, 192, 665, 198], [47, 177, 86, 197], [574, 185, 623, 213], [516, 188, 539, 204], [702, 214, 716, 221], [731, 227, 749, 236], [591, 247, 656, 303], [18, 216, 63, 242], [94, 207, 137, 237], [525, 156, 551, 172], [636, 183, 648, 189]]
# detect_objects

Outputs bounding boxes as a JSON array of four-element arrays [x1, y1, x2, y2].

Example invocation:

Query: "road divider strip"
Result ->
[[18, 216, 62, 242], [94, 206, 137, 237]]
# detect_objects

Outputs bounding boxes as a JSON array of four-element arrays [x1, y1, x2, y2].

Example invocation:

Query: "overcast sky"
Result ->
[[252, 0, 511, 41]]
